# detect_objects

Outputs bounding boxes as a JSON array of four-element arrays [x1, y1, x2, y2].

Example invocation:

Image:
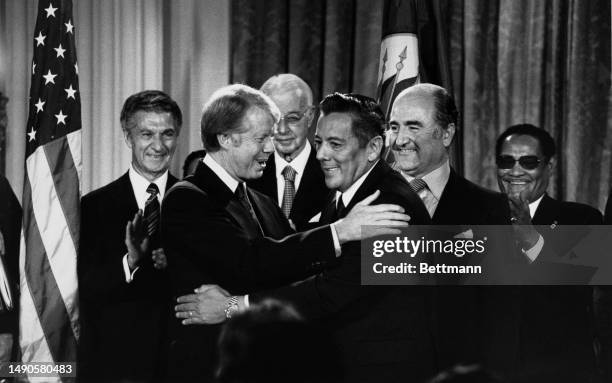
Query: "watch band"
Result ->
[[224, 296, 239, 319]]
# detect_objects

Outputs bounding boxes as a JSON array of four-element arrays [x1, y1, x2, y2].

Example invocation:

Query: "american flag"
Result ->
[[19, 0, 80, 379]]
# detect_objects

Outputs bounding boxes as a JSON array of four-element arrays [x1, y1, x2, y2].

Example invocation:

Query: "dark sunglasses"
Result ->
[[496, 155, 544, 170]]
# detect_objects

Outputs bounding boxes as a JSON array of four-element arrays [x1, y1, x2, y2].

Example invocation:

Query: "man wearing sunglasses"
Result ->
[[249, 74, 328, 230], [495, 123, 603, 382]]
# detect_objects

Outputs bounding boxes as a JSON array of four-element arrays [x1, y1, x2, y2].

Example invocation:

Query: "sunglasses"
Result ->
[[496, 155, 544, 170]]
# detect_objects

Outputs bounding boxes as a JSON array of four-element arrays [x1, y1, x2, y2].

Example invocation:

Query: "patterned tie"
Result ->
[[281, 165, 297, 219], [409, 178, 436, 217], [144, 183, 160, 243], [235, 183, 264, 235]]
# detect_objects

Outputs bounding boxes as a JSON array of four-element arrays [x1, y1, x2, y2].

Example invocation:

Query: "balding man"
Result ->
[[249, 74, 327, 229], [387, 84, 518, 378]]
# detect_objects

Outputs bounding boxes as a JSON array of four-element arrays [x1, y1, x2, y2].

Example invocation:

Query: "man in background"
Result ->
[[387, 83, 518, 377], [495, 123, 602, 382], [78, 90, 182, 382], [249, 74, 328, 230], [0, 174, 20, 363]]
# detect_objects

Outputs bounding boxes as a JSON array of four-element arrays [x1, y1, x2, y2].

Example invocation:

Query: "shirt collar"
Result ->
[[274, 141, 311, 178], [203, 153, 240, 193], [402, 160, 450, 200], [335, 161, 379, 207], [528, 194, 545, 218], [128, 164, 168, 209]]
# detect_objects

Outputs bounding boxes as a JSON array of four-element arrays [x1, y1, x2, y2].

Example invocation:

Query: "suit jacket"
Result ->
[[428, 170, 521, 378], [0, 175, 20, 336], [78, 172, 177, 382], [161, 159, 337, 382], [517, 194, 602, 383], [248, 148, 328, 230], [251, 161, 436, 383]]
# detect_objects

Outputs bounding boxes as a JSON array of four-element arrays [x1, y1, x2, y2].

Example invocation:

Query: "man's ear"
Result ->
[[368, 135, 384, 162], [547, 157, 555, 171], [217, 133, 232, 150], [123, 129, 133, 149], [305, 106, 316, 126], [442, 123, 456, 148]]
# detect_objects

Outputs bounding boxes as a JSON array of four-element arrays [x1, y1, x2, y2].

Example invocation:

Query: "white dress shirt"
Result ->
[[401, 160, 450, 217]]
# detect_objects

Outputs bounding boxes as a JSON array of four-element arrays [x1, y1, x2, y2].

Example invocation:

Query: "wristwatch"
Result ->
[[224, 296, 239, 319]]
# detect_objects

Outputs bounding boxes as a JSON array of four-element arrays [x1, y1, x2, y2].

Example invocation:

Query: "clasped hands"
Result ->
[[125, 210, 167, 270]]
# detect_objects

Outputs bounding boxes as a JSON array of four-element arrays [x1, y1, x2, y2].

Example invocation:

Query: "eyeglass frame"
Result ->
[[277, 106, 314, 126], [495, 155, 548, 170]]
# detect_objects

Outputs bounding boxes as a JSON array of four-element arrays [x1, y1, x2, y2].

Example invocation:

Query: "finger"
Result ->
[[518, 189, 530, 205], [194, 284, 220, 293], [369, 227, 403, 236], [175, 302, 197, 311], [359, 204, 406, 214], [354, 190, 381, 207], [370, 220, 411, 227], [370, 212, 411, 222], [182, 317, 206, 325], [176, 294, 198, 303]]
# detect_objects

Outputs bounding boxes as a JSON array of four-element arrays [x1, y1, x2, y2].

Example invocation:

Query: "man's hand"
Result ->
[[175, 284, 232, 325], [334, 190, 410, 244], [508, 190, 540, 249], [125, 210, 150, 270], [152, 248, 167, 269]]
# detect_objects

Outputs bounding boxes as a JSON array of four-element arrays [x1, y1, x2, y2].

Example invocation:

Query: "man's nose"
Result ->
[[509, 161, 525, 176], [394, 127, 413, 147], [276, 119, 290, 135], [316, 144, 328, 161], [151, 134, 163, 150]]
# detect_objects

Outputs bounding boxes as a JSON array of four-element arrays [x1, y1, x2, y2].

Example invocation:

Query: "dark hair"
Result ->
[[495, 124, 556, 160], [182, 149, 206, 177], [319, 93, 385, 148], [216, 299, 340, 383], [200, 84, 280, 152], [120, 90, 182, 132], [429, 85, 458, 128]]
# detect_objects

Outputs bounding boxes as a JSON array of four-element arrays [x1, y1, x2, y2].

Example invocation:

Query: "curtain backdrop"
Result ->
[[448, 0, 611, 209], [0, 0, 230, 197], [1, 0, 611, 210]]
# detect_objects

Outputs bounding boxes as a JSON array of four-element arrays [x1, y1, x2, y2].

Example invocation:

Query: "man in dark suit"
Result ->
[[0, 174, 20, 362], [249, 74, 327, 230], [495, 123, 602, 382], [78, 90, 182, 382], [174, 93, 434, 383], [162, 86, 410, 382], [387, 84, 518, 377]]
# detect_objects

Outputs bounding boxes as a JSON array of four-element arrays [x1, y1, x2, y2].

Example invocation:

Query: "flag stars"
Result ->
[[34, 32, 46, 47], [34, 98, 45, 113], [55, 110, 67, 125], [28, 127, 37, 142], [65, 20, 74, 34], [65, 85, 76, 99], [43, 70, 57, 85], [44, 3, 57, 18], [54, 44, 66, 58]]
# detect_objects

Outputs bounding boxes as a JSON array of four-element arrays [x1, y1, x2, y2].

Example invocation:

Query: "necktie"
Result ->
[[144, 183, 160, 243], [281, 165, 297, 219], [235, 183, 264, 234], [409, 178, 436, 217], [332, 194, 346, 221]]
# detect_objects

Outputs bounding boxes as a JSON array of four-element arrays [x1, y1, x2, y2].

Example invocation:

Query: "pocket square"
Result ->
[[454, 229, 474, 239], [308, 212, 321, 223]]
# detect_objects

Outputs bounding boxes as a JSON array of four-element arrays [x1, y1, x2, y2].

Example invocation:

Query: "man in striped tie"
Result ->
[[78, 90, 182, 382]]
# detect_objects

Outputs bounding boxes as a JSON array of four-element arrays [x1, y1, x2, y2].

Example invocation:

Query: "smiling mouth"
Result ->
[[256, 159, 267, 168], [393, 147, 417, 153], [322, 166, 339, 174]]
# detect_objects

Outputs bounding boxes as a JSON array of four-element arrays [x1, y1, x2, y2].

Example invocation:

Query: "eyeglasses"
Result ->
[[278, 107, 312, 125], [496, 155, 545, 170]]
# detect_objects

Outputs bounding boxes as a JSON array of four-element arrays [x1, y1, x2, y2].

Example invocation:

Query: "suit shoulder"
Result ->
[[458, 176, 507, 206], [558, 200, 603, 224], [82, 175, 128, 204]]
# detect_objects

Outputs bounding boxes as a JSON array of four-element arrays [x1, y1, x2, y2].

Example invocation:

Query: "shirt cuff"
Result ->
[[122, 254, 139, 283], [244, 295, 250, 308], [523, 234, 544, 263], [330, 222, 342, 257]]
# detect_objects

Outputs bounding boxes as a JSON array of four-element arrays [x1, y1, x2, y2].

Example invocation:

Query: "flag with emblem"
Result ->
[[377, 0, 454, 163], [19, 0, 81, 378]]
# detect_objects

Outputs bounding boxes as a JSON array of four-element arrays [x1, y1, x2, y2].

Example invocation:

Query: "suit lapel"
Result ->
[[532, 194, 558, 225], [292, 149, 318, 209], [432, 169, 459, 224], [114, 172, 139, 216], [262, 156, 278, 203]]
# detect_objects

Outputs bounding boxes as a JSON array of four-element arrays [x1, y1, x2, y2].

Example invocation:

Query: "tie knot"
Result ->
[[282, 165, 297, 182], [235, 183, 246, 199], [409, 178, 428, 194], [146, 183, 159, 196]]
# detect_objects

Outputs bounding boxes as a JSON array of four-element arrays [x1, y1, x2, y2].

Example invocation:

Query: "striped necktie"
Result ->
[[409, 178, 436, 217], [281, 165, 297, 219], [144, 183, 161, 243]]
